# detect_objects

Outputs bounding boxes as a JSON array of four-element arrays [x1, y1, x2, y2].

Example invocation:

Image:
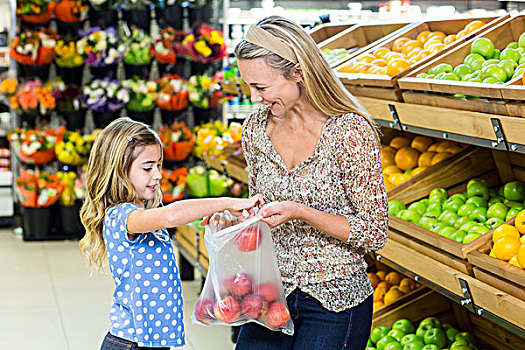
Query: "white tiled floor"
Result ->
[[0, 228, 235, 350]]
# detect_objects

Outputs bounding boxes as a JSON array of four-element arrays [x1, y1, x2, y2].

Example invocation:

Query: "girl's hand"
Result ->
[[228, 194, 266, 220], [260, 201, 298, 228]]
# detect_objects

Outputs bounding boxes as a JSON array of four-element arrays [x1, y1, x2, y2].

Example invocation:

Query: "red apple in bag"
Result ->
[[194, 297, 215, 324], [222, 273, 253, 298], [241, 293, 268, 319], [214, 296, 241, 324], [235, 226, 261, 252], [255, 282, 278, 303], [263, 301, 290, 329]]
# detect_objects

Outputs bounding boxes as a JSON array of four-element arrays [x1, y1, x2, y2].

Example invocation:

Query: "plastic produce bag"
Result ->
[[192, 209, 294, 335]]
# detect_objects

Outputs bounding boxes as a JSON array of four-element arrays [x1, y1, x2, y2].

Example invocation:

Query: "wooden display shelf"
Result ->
[[319, 21, 412, 68], [357, 96, 397, 125], [176, 224, 209, 272], [398, 15, 525, 110], [203, 153, 224, 172], [309, 22, 356, 44], [336, 16, 507, 101]]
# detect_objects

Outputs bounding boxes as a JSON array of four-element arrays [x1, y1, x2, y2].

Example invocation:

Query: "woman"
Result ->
[[234, 16, 389, 350]]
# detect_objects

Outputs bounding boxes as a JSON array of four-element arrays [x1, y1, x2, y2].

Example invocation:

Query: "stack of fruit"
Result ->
[[487, 210, 525, 269], [367, 318, 478, 350], [418, 32, 525, 84], [389, 180, 525, 245], [382, 135, 464, 190], [369, 269, 420, 311], [338, 20, 486, 77]]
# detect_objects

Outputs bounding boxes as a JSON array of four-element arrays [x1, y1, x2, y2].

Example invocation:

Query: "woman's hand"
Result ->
[[260, 201, 299, 228]]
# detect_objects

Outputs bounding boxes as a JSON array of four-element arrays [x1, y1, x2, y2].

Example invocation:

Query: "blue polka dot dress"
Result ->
[[103, 203, 185, 348]]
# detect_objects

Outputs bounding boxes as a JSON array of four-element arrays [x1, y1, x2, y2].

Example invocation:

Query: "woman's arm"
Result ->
[[127, 195, 264, 234]]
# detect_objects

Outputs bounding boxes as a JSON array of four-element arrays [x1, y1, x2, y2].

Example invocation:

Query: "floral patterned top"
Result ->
[[242, 106, 389, 312]]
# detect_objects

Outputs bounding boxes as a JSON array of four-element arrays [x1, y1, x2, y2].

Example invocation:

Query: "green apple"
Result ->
[[461, 73, 472, 81], [371, 327, 390, 344], [442, 73, 460, 81], [425, 74, 435, 79], [519, 54, 525, 66], [506, 206, 525, 221], [468, 77, 483, 83], [491, 48, 501, 59], [503, 181, 525, 201], [429, 222, 450, 233], [426, 200, 443, 213], [464, 53, 485, 69], [388, 329, 406, 342], [419, 216, 440, 230], [455, 332, 475, 345], [403, 341, 425, 350], [429, 188, 448, 203], [481, 65, 507, 82], [463, 232, 482, 244], [416, 73, 428, 78], [517, 47, 525, 55], [488, 196, 504, 206], [423, 328, 448, 348], [468, 207, 488, 222], [459, 220, 478, 232], [419, 317, 441, 331], [469, 70, 482, 79], [500, 48, 521, 63], [466, 196, 488, 208], [454, 216, 470, 229], [512, 67, 525, 80], [450, 339, 470, 349], [421, 345, 440, 350], [446, 327, 460, 343], [409, 202, 428, 215], [431, 63, 453, 75], [439, 211, 459, 227], [498, 59, 518, 80], [486, 217, 504, 229], [450, 193, 467, 202], [483, 77, 504, 84], [518, 32, 525, 48], [437, 226, 457, 238], [401, 334, 423, 347], [377, 335, 398, 350], [389, 201, 407, 217], [481, 59, 500, 69], [507, 42, 519, 49], [443, 196, 465, 213], [487, 202, 508, 220], [392, 319, 415, 334], [471, 37, 495, 59], [467, 180, 489, 200], [448, 229, 467, 243], [504, 199, 523, 208], [458, 203, 476, 217], [399, 210, 422, 224], [384, 342, 402, 350]]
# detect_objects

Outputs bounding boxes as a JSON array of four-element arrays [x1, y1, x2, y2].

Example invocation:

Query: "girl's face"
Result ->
[[238, 57, 301, 117], [128, 144, 162, 206]]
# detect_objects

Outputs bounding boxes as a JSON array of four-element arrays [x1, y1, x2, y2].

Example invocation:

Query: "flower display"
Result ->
[[55, 40, 84, 67], [161, 168, 187, 203], [123, 27, 152, 66], [177, 24, 227, 63], [77, 27, 124, 67], [156, 74, 189, 111], [8, 126, 65, 164], [186, 166, 232, 197], [54, 0, 88, 22], [48, 79, 83, 112], [0, 78, 18, 96], [10, 28, 57, 66], [151, 27, 185, 64], [57, 170, 86, 205], [187, 74, 225, 109], [158, 121, 195, 161], [87, 0, 116, 10], [82, 79, 129, 112], [8, 80, 55, 115], [122, 78, 158, 112], [193, 120, 242, 158], [16, 170, 65, 207], [16, 0, 55, 23], [55, 130, 94, 165]]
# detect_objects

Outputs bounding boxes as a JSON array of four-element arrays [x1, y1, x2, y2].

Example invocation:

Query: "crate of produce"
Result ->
[[399, 15, 525, 115], [308, 22, 356, 44], [336, 16, 508, 101], [318, 21, 412, 68]]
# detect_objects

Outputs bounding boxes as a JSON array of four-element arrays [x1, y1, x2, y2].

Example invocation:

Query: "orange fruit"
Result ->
[[445, 146, 463, 154], [508, 255, 522, 268], [493, 224, 520, 243], [373, 287, 388, 302], [517, 245, 525, 269], [357, 63, 374, 73], [402, 40, 422, 56], [385, 271, 403, 285], [392, 37, 411, 53], [385, 51, 404, 62], [368, 66, 383, 74], [381, 149, 396, 168], [382, 145, 396, 153], [395, 147, 420, 171], [377, 281, 391, 289], [443, 34, 457, 45], [416, 30, 432, 44], [368, 272, 380, 288], [424, 38, 443, 49], [418, 151, 437, 167], [411, 135, 433, 152], [407, 47, 422, 58], [431, 152, 452, 165], [373, 300, 385, 311], [384, 179, 394, 191], [464, 20, 485, 34], [411, 167, 428, 177], [383, 165, 403, 176], [387, 59, 410, 77], [429, 43, 446, 54], [521, 235, 525, 245], [371, 58, 387, 67], [514, 210, 525, 234], [389, 136, 411, 149], [416, 50, 433, 61], [376, 270, 387, 280], [373, 47, 391, 58], [427, 31, 446, 42], [456, 29, 467, 40], [435, 141, 458, 152], [384, 286, 405, 305], [358, 54, 376, 63], [493, 236, 521, 261]]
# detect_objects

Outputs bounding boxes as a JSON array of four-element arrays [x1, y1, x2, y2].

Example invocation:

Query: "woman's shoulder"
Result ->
[[242, 105, 268, 129], [332, 112, 376, 138]]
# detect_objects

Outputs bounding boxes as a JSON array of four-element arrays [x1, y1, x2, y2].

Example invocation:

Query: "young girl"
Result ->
[[80, 117, 264, 349]]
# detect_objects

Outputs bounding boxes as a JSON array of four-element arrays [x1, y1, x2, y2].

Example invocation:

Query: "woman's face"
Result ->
[[238, 57, 301, 117], [128, 144, 162, 206]]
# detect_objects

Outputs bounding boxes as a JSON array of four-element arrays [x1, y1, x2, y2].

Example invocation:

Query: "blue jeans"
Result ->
[[236, 289, 373, 350], [100, 332, 170, 350]]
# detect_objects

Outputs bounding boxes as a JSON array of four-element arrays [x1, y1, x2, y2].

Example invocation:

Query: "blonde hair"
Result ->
[[79, 117, 163, 271], [234, 16, 380, 142]]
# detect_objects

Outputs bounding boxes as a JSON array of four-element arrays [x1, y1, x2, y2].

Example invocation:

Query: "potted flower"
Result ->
[[7, 126, 65, 164], [158, 121, 195, 162], [82, 79, 128, 128], [10, 28, 57, 80], [54, 0, 88, 40], [152, 27, 187, 76], [123, 27, 152, 80], [155, 0, 184, 30], [48, 79, 86, 130], [54, 39, 85, 85], [156, 74, 189, 124], [186, 0, 213, 29], [187, 74, 225, 124], [176, 24, 227, 75], [57, 170, 86, 236], [16, 0, 56, 29], [121, 0, 159, 34], [55, 130, 94, 166], [16, 170, 65, 240], [7, 80, 56, 127], [87, 0, 118, 29], [77, 27, 125, 79], [121, 78, 157, 125], [161, 167, 187, 203]]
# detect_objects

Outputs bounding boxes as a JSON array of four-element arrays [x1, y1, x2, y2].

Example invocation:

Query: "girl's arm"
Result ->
[[127, 195, 264, 234]]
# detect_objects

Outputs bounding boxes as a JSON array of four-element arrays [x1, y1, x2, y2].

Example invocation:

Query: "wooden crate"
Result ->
[[336, 16, 507, 101], [319, 21, 412, 68], [203, 153, 224, 172], [398, 15, 525, 104], [309, 22, 356, 44]]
